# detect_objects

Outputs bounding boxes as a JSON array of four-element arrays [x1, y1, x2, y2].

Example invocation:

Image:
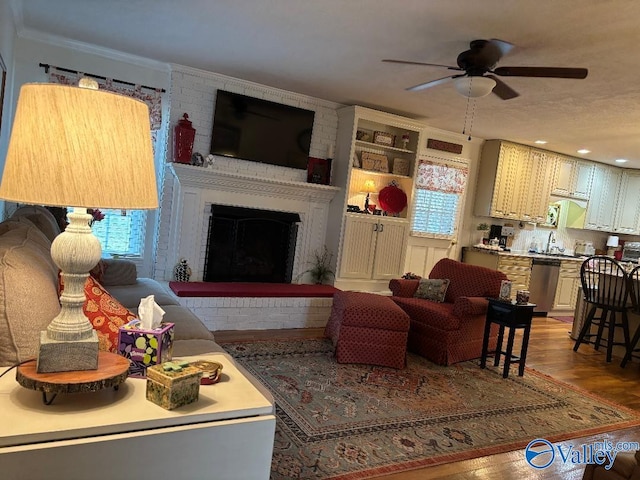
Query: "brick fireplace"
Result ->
[[162, 163, 340, 330], [164, 163, 339, 283]]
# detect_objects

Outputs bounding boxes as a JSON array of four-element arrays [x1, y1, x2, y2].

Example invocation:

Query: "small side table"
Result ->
[[480, 298, 536, 378]]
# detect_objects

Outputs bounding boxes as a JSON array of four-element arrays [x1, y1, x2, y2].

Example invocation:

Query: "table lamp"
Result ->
[[362, 179, 376, 213], [0, 82, 158, 373]]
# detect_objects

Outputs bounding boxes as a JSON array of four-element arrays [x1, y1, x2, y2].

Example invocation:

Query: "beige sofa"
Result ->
[[0, 206, 224, 366]]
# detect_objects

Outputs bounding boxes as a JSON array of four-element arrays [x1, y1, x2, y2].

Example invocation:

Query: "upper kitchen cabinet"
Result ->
[[551, 155, 594, 200], [584, 163, 621, 232], [475, 140, 555, 223], [612, 170, 640, 235]]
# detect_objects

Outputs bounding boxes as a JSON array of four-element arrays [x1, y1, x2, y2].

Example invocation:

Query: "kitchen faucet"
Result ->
[[546, 231, 557, 254]]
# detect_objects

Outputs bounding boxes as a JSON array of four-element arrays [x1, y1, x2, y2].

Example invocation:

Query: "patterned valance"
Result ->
[[47, 67, 162, 130], [416, 160, 468, 194]]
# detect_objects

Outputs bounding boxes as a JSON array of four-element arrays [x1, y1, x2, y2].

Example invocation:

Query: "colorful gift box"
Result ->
[[146, 361, 202, 410], [117, 321, 175, 377]]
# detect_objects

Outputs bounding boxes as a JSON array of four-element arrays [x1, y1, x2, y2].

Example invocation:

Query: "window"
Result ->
[[411, 157, 468, 239], [92, 209, 148, 256]]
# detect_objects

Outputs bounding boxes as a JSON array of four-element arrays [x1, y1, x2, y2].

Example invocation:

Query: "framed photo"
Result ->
[[356, 129, 372, 142], [373, 131, 395, 147], [392, 158, 410, 176], [307, 157, 332, 185], [361, 152, 389, 173]]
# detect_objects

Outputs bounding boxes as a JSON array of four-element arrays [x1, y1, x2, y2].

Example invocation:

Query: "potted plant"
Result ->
[[476, 223, 490, 245], [298, 246, 335, 284]]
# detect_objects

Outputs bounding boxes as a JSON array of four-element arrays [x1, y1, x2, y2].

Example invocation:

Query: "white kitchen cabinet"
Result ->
[[339, 214, 408, 281], [612, 170, 640, 235], [585, 164, 622, 232], [552, 156, 594, 200], [475, 140, 556, 223], [330, 106, 424, 291], [553, 261, 581, 311], [523, 148, 556, 223]]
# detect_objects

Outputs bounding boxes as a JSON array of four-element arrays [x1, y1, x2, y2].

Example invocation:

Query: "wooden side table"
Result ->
[[480, 298, 536, 378]]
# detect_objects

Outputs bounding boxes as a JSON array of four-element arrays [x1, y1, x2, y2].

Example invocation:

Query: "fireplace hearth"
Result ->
[[204, 204, 300, 283]]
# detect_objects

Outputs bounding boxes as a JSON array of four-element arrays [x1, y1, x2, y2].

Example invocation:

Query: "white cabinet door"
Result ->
[[585, 164, 621, 231], [552, 155, 575, 197], [490, 142, 530, 219], [372, 220, 408, 280], [339, 215, 378, 279], [553, 262, 581, 310], [573, 161, 595, 199], [613, 171, 640, 235], [551, 157, 594, 200], [523, 149, 556, 223]]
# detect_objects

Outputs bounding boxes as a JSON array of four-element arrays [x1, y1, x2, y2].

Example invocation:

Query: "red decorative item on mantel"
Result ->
[[377, 185, 407, 214], [173, 113, 196, 164]]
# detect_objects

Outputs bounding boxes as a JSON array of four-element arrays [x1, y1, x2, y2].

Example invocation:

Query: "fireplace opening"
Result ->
[[204, 205, 300, 283]]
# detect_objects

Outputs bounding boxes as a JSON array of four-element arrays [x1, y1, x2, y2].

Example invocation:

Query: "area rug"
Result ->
[[552, 315, 575, 324], [222, 339, 640, 479]]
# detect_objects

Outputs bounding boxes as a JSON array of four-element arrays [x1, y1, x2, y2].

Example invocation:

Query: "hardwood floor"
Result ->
[[215, 317, 640, 479]]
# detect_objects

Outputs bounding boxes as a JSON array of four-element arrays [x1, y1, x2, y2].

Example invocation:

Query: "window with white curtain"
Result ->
[[411, 157, 469, 239]]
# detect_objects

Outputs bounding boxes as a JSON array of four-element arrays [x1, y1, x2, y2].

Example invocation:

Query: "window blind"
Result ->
[[411, 158, 469, 239]]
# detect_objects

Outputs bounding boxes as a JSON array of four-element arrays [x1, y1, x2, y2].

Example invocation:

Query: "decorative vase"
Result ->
[[173, 113, 196, 164], [174, 258, 192, 282]]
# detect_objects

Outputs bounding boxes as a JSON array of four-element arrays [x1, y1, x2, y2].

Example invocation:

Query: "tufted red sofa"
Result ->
[[389, 258, 508, 366]]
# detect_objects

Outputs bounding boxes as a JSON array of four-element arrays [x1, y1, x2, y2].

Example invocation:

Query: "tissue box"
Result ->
[[117, 322, 175, 377], [146, 362, 202, 410]]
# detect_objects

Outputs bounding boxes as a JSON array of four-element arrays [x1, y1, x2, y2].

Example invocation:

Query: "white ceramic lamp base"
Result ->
[[37, 208, 101, 373]]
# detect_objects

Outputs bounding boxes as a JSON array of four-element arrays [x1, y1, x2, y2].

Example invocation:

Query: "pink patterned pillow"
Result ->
[[414, 278, 450, 303]]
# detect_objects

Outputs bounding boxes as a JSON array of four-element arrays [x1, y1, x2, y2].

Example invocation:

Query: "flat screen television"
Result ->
[[210, 90, 316, 170]]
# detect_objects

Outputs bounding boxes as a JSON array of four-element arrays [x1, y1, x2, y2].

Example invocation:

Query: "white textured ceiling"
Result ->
[[14, 0, 640, 168]]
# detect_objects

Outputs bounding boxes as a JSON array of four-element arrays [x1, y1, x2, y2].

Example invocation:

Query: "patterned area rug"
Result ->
[[222, 339, 640, 479]]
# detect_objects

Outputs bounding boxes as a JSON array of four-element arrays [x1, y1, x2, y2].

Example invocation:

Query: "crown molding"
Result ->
[[16, 25, 170, 73]]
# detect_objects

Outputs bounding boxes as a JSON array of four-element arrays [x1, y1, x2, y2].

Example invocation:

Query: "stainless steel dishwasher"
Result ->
[[528, 257, 561, 315]]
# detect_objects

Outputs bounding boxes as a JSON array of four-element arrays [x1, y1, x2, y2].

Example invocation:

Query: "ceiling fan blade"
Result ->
[[382, 59, 461, 70], [486, 75, 519, 100], [493, 66, 588, 79], [407, 75, 458, 92]]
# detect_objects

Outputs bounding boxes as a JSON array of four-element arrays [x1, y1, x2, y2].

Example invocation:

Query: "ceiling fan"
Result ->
[[383, 39, 588, 100]]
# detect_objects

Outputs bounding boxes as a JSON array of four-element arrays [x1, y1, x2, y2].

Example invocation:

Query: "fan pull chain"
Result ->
[[462, 82, 477, 141]]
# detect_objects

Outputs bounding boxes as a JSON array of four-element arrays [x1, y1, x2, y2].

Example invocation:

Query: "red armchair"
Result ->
[[389, 258, 508, 365]]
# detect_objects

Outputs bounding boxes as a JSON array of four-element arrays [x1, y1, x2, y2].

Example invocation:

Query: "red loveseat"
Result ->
[[389, 258, 508, 365]]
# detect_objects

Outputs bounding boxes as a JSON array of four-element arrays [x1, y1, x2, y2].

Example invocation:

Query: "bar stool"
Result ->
[[621, 265, 640, 367], [573, 256, 632, 363]]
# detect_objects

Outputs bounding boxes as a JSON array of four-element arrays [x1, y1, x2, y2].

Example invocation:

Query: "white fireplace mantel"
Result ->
[[169, 164, 340, 203], [165, 163, 341, 282]]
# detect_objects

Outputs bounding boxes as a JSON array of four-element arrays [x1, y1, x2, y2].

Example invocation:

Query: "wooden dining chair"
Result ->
[[573, 256, 632, 363], [621, 265, 640, 367]]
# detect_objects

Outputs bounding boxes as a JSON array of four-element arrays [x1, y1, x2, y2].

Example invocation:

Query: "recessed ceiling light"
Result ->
[[577, 149, 590, 154], [615, 158, 628, 163], [534, 140, 547, 144]]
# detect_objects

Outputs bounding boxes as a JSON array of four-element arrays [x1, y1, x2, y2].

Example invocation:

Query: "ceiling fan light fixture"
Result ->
[[454, 76, 496, 98]]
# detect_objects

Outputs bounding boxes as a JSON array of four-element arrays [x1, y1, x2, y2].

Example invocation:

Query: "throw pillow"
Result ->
[[84, 276, 137, 353], [60, 275, 137, 352], [414, 278, 450, 303]]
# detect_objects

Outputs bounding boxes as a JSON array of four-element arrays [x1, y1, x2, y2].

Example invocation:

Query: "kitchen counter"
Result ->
[[463, 246, 586, 263]]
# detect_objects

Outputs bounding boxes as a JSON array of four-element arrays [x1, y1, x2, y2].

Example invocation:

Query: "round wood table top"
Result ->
[[16, 352, 130, 400]]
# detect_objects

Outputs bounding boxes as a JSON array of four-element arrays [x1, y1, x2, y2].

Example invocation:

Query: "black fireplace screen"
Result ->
[[203, 205, 300, 283]]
